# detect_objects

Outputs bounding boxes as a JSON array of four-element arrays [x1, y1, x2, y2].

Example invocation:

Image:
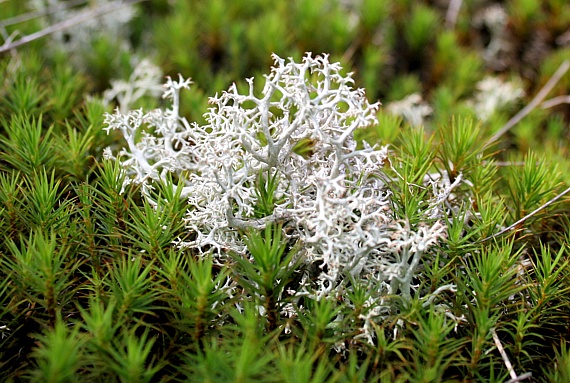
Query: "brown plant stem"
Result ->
[[480, 185, 570, 242], [484, 60, 570, 149], [0, 0, 146, 54]]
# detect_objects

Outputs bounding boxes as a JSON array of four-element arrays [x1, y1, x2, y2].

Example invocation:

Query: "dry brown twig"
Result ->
[[479, 60, 570, 243], [0, 0, 145, 55], [541, 95, 570, 109], [445, 0, 463, 29], [0, 0, 88, 28], [491, 328, 532, 383], [483, 60, 570, 149], [480, 185, 570, 243]]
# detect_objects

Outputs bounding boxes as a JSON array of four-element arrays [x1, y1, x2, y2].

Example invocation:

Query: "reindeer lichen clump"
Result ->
[[104, 54, 459, 336]]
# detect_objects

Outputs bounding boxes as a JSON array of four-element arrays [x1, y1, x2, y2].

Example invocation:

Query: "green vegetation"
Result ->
[[1, 0, 570, 381]]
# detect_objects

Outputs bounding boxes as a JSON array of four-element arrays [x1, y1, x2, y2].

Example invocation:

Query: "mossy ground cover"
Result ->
[[1, 1, 570, 381]]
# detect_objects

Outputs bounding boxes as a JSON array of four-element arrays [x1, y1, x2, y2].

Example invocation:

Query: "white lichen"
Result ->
[[385, 93, 433, 127], [471, 76, 525, 121], [104, 53, 461, 343]]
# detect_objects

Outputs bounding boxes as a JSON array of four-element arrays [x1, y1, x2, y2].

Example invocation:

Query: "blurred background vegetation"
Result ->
[[2, 0, 569, 183], [2, 0, 569, 134]]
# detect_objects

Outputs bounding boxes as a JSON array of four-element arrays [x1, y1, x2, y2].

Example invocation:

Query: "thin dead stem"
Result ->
[[484, 60, 570, 149], [0, 0, 88, 28], [445, 0, 463, 29], [0, 0, 145, 54], [480, 185, 570, 243], [541, 95, 570, 109]]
